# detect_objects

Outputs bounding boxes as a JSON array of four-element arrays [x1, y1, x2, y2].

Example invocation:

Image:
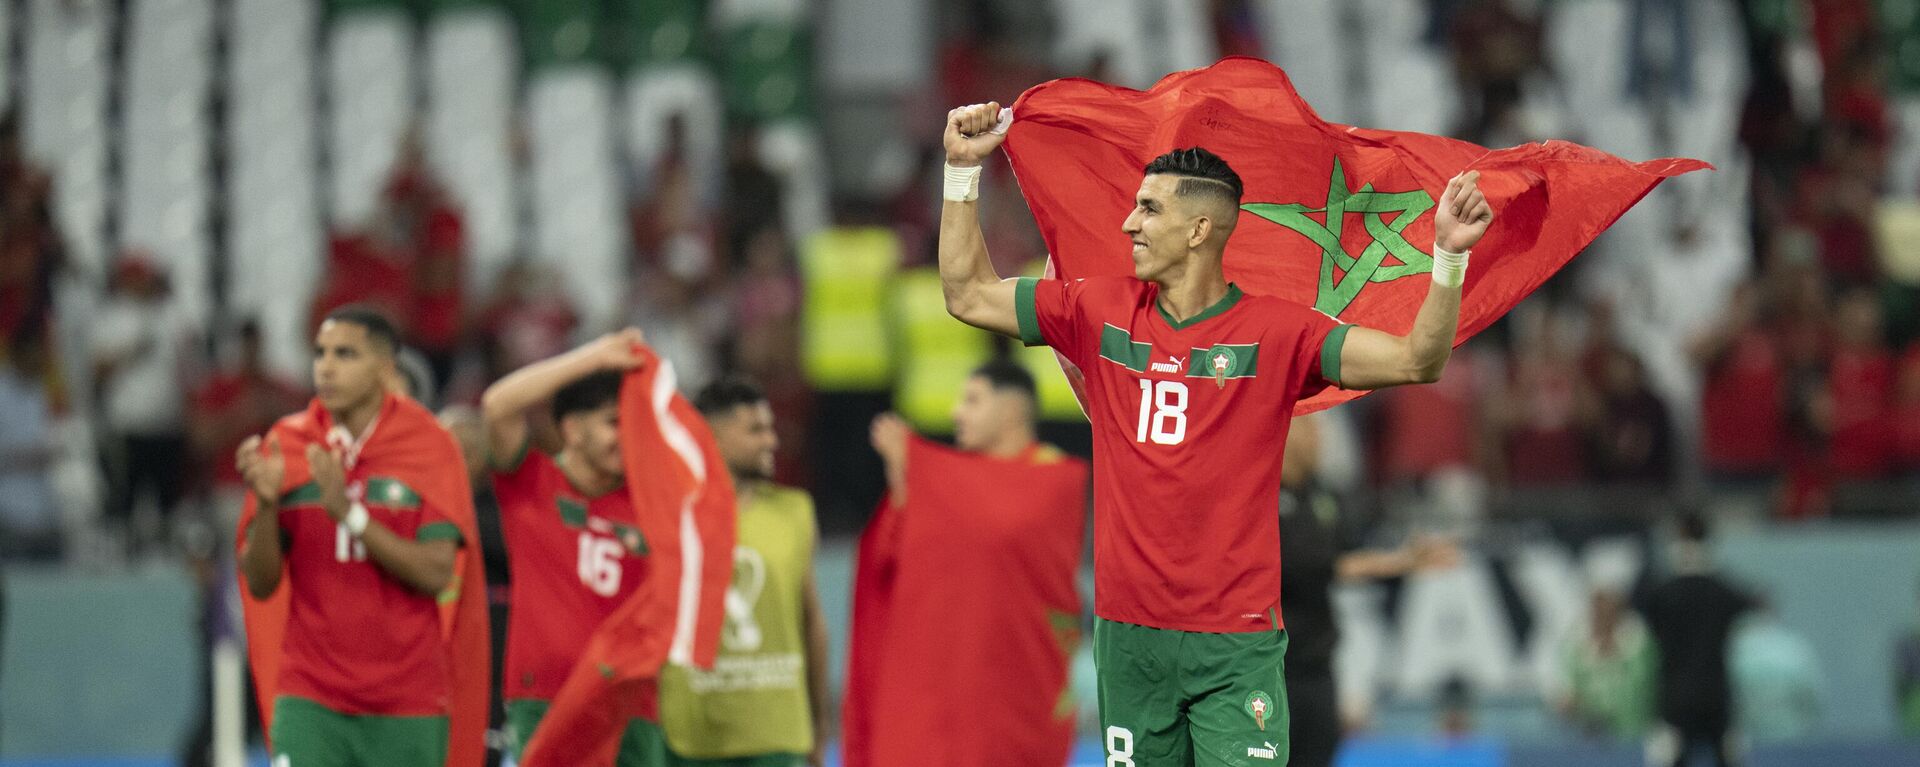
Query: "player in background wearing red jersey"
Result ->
[[937, 102, 1492, 766], [237, 308, 471, 766], [478, 329, 667, 767]]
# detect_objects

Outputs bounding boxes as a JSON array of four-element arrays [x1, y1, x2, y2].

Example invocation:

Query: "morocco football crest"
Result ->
[[1245, 690, 1274, 731]]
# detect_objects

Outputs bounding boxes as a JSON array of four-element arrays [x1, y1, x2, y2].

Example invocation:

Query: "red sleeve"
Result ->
[[488, 446, 548, 523], [1015, 277, 1099, 368]]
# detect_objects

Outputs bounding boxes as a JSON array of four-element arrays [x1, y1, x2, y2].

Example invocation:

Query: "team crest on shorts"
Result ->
[[1245, 690, 1274, 731]]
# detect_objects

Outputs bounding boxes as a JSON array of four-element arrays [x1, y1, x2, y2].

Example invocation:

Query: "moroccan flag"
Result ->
[[842, 438, 1089, 767], [521, 349, 737, 767], [237, 393, 491, 767], [1000, 57, 1708, 413]]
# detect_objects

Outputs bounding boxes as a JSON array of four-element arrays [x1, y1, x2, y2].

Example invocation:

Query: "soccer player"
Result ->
[[937, 102, 1493, 765], [478, 329, 666, 766], [658, 377, 830, 767], [846, 358, 1089, 767], [236, 307, 475, 767]]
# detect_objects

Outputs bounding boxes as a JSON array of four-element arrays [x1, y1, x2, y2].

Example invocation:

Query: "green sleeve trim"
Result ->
[[363, 477, 423, 510], [280, 481, 323, 507], [1014, 277, 1045, 347], [1321, 324, 1352, 388], [416, 521, 464, 543]]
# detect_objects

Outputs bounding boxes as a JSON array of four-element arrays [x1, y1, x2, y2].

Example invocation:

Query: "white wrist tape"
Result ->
[[1432, 244, 1469, 288], [944, 163, 982, 203], [345, 502, 370, 537]]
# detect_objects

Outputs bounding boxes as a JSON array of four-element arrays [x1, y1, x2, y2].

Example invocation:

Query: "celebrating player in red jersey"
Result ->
[[478, 329, 669, 767], [237, 307, 476, 766], [937, 102, 1492, 766]]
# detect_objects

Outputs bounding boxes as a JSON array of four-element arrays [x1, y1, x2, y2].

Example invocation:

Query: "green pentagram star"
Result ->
[[1241, 158, 1436, 318]]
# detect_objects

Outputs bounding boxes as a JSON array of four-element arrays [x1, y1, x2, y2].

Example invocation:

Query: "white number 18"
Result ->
[[1135, 379, 1188, 445]]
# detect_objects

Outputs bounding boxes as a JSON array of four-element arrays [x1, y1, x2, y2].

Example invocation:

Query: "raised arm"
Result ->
[[869, 412, 911, 506], [478, 329, 645, 469], [939, 102, 1022, 338], [1334, 171, 1492, 390]]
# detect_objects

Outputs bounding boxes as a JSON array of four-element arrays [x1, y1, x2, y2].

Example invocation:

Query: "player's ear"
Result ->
[[1188, 214, 1212, 248]]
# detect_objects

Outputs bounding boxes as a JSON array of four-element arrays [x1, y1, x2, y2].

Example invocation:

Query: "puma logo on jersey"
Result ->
[[1150, 355, 1186, 374], [1247, 743, 1278, 760]]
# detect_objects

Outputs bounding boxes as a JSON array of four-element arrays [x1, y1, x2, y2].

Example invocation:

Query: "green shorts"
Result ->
[[1094, 618, 1291, 767], [505, 699, 667, 767], [269, 695, 447, 767]]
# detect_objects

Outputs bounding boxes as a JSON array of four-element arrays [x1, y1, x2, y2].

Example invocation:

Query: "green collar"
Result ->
[[1156, 283, 1244, 330]]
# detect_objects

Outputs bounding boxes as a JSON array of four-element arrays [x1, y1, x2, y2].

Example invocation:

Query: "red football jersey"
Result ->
[[277, 467, 463, 714], [494, 449, 651, 706], [1017, 275, 1343, 632]]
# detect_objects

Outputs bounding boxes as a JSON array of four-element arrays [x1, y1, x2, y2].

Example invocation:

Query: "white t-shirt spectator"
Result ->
[[91, 298, 191, 435]]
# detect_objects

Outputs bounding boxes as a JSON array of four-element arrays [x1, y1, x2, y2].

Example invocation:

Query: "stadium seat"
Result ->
[[23, 0, 111, 271], [325, 8, 415, 227], [119, 0, 214, 324], [525, 67, 627, 328], [425, 6, 519, 293], [227, 0, 322, 375]]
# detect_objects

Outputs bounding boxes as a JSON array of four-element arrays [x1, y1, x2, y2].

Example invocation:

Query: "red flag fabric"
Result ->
[[1001, 57, 1708, 413], [842, 438, 1089, 767], [237, 393, 490, 767], [521, 349, 737, 767]]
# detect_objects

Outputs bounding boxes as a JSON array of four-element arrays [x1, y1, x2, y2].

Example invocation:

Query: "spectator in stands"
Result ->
[[1816, 287, 1894, 480], [1626, 0, 1694, 101], [1447, 0, 1544, 146], [1730, 597, 1824, 742], [1692, 281, 1786, 484], [633, 115, 720, 289], [1375, 339, 1491, 488], [91, 253, 196, 554], [1896, 580, 1920, 736], [0, 331, 62, 561], [0, 112, 66, 365], [1490, 303, 1589, 486], [383, 131, 469, 394], [1894, 342, 1920, 474], [189, 319, 306, 526], [731, 225, 802, 382], [1556, 589, 1657, 741], [1794, 125, 1884, 285], [1588, 344, 1675, 486], [478, 260, 578, 381], [1641, 513, 1757, 767], [626, 272, 724, 394]]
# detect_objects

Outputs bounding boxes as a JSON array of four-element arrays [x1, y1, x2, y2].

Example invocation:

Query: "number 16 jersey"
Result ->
[[494, 448, 652, 705], [1016, 276, 1346, 633]]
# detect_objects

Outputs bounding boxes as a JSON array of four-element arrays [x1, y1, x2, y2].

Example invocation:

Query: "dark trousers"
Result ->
[[1285, 666, 1340, 767], [107, 432, 188, 523]]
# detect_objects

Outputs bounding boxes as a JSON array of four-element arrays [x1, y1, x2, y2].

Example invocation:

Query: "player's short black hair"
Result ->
[[694, 375, 767, 417], [1144, 147, 1245, 205], [971, 357, 1037, 403], [321, 305, 400, 355], [554, 370, 624, 420]]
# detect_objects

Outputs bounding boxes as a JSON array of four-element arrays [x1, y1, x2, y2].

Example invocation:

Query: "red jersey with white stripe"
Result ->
[[1016, 275, 1344, 633], [494, 448, 653, 706]]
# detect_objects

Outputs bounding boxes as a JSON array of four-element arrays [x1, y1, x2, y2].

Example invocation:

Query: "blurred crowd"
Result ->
[[0, 0, 1915, 558]]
